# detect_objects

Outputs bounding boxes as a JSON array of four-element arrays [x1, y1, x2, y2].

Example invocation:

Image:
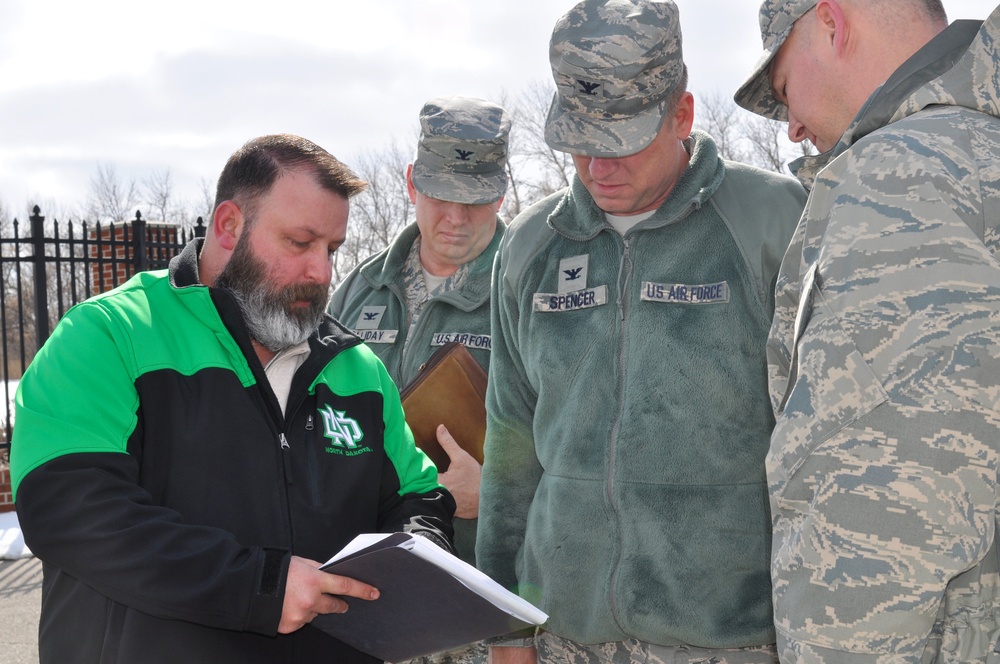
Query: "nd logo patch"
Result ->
[[319, 405, 364, 449]]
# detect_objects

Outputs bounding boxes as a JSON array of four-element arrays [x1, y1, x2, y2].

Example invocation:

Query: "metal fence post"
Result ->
[[30, 206, 49, 346], [132, 210, 147, 272]]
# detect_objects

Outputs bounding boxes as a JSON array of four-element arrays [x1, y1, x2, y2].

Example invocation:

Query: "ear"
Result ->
[[405, 164, 418, 205], [492, 195, 505, 213], [671, 91, 696, 140], [212, 200, 243, 252], [815, 0, 847, 56]]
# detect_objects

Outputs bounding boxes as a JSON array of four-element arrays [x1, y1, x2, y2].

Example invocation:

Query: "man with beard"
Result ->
[[10, 134, 456, 664]]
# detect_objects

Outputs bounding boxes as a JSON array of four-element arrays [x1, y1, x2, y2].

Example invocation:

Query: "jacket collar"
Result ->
[[168, 237, 203, 288], [358, 220, 505, 308], [548, 130, 725, 241], [167, 238, 360, 368]]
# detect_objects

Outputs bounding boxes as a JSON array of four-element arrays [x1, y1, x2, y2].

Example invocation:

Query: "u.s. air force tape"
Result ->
[[533, 286, 608, 312], [641, 281, 729, 304], [431, 333, 492, 350]]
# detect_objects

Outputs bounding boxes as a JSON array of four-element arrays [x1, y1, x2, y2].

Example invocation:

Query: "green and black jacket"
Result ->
[[11, 240, 455, 664]]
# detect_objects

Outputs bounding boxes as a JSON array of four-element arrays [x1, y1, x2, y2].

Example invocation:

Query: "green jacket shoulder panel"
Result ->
[[91, 270, 253, 384], [709, 161, 807, 306], [11, 271, 254, 496]]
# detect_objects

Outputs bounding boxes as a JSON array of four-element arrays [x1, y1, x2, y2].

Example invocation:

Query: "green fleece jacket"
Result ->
[[329, 221, 502, 565], [477, 131, 805, 647]]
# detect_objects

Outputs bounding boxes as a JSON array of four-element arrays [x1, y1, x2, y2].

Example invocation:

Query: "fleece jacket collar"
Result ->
[[168, 236, 204, 288], [357, 220, 504, 312], [547, 130, 725, 242]]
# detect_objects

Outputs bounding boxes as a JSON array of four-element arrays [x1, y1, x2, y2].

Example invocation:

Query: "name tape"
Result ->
[[353, 329, 399, 344], [533, 286, 609, 313]]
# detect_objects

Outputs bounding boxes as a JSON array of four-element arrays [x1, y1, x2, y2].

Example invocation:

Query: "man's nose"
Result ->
[[787, 110, 808, 144], [440, 201, 472, 225], [587, 156, 621, 180], [304, 248, 333, 285]]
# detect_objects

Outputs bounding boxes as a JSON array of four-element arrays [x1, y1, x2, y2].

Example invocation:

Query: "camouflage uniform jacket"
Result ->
[[328, 221, 502, 567], [767, 9, 1000, 662], [477, 131, 805, 648]]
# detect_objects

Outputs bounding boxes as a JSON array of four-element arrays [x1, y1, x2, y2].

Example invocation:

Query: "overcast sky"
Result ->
[[0, 0, 990, 219]]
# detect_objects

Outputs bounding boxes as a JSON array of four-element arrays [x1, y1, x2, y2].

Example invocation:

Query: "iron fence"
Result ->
[[0, 206, 206, 456]]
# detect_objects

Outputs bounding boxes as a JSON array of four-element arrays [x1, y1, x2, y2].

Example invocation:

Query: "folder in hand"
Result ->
[[399, 342, 488, 472], [313, 532, 547, 662]]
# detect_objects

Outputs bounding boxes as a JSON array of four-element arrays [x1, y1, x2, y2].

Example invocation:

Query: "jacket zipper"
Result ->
[[387, 282, 408, 380], [279, 433, 293, 485], [607, 234, 632, 629], [402, 296, 444, 384]]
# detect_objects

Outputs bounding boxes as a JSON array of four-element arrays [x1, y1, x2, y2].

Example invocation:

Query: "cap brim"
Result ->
[[544, 93, 669, 158], [410, 161, 506, 206], [734, 38, 790, 121]]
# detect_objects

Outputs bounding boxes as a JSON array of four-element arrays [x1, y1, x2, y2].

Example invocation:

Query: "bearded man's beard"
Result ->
[[214, 231, 332, 352]]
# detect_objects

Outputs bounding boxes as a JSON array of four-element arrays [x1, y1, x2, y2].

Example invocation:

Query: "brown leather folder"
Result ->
[[399, 342, 488, 472]]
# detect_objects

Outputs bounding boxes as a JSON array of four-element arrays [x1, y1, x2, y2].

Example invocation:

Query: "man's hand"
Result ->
[[489, 645, 537, 664], [436, 424, 482, 519], [278, 555, 380, 634]]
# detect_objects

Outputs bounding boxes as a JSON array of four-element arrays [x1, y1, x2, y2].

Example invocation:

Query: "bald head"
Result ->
[[738, 0, 949, 137]]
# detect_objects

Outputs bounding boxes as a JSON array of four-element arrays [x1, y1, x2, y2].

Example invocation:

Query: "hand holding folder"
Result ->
[[313, 532, 547, 662], [399, 342, 488, 472]]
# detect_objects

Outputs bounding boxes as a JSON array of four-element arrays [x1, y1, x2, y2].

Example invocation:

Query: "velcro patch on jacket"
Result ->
[[355, 306, 387, 329], [641, 281, 729, 305], [354, 329, 399, 344], [558, 255, 589, 293], [431, 333, 492, 350], [533, 286, 608, 312]]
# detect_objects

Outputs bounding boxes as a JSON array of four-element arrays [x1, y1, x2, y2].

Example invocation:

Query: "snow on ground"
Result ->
[[0, 509, 31, 560]]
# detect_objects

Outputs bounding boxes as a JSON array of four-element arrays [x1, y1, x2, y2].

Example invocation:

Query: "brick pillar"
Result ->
[[89, 223, 134, 294], [0, 462, 13, 512], [89, 221, 181, 295]]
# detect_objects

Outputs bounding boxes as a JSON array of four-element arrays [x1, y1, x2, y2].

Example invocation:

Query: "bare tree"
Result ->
[[695, 92, 752, 164], [694, 91, 814, 175], [0, 199, 18, 442], [1, 203, 36, 376], [24, 197, 80, 227], [143, 168, 183, 224], [86, 162, 140, 223], [197, 177, 216, 218], [744, 114, 794, 173], [502, 80, 574, 221], [335, 141, 415, 285]]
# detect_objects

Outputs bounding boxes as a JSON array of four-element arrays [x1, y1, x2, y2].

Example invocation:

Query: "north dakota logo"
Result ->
[[319, 405, 364, 449]]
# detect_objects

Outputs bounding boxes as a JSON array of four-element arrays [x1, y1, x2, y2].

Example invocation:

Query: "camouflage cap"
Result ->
[[734, 0, 818, 121], [544, 0, 684, 158], [410, 96, 511, 205]]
